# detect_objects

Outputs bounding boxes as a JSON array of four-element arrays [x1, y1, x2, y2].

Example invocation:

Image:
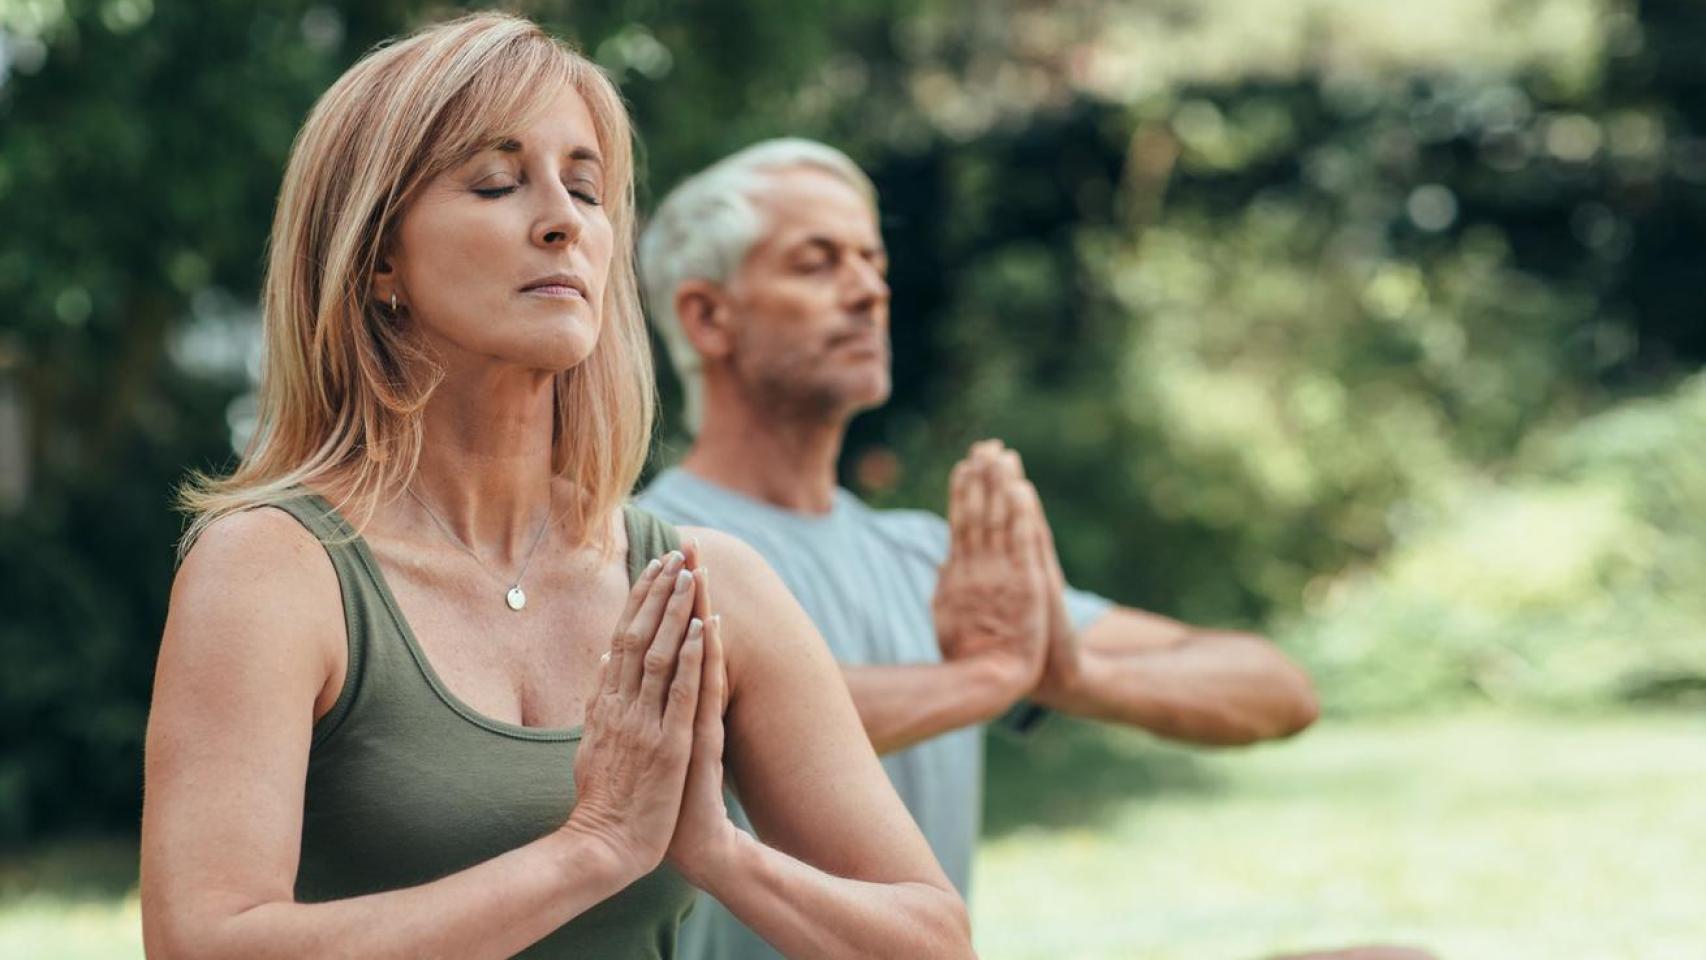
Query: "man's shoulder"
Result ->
[[633, 467, 721, 525], [636, 469, 950, 560], [815, 494, 950, 573], [635, 469, 803, 559], [859, 499, 948, 548]]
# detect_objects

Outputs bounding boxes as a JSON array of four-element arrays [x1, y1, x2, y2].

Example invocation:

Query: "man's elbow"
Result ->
[[1203, 645, 1320, 745], [1255, 657, 1320, 741], [1279, 672, 1321, 737]]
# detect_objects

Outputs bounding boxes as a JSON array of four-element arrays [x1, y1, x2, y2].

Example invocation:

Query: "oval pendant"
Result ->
[[506, 585, 527, 611]]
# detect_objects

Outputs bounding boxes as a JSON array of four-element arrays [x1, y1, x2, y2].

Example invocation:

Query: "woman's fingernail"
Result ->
[[675, 569, 693, 592], [646, 557, 662, 574], [689, 617, 704, 637]]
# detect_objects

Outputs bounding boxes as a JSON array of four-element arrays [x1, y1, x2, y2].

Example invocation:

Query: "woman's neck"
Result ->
[[405, 363, 563, 559]]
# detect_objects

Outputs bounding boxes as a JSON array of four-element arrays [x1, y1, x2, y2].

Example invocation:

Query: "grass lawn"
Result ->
[[976, 709, 1706, 959], [0, 835, 141, 960], [2, 710, 1702, 959]]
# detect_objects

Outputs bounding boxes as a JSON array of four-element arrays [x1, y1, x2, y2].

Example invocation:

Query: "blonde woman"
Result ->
[[139, 14, 970, 960]]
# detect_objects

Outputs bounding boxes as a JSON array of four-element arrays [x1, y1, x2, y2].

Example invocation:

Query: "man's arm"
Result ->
[[843, 658, 1033, 755], [849, 441, 1051, 756], [1034, 606, 1319, 746], [1000, 453, 1319, 747]]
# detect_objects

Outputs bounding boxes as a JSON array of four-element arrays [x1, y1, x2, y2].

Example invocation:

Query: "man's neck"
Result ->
[[680, 397, 847, 515]]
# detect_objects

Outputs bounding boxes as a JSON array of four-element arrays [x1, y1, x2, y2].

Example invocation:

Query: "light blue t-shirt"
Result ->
[[636, 467, 1112, 960]]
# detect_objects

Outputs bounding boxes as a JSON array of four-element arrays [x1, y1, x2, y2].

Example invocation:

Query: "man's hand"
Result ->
[[936, 447, 1320, 745], [1017, 478, 1086, 708], [932, 441, 1050, 700]]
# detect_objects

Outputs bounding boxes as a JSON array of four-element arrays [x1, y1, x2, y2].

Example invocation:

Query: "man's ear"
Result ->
[[675, 280, 734, 361]]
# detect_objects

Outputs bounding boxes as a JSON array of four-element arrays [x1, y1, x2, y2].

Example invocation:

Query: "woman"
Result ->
[[140, 14, 972, 959]]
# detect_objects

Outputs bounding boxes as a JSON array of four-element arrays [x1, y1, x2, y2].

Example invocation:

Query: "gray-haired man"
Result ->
[[636, 139, 1322, 960]]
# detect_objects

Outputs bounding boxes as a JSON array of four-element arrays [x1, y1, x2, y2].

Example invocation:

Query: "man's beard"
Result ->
[[741, 350, 891, 426]]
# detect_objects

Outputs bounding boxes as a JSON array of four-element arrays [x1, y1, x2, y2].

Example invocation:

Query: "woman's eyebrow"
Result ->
[[492, 138, 603, 168]]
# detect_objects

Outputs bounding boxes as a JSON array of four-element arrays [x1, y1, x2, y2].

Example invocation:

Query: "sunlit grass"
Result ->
[[975, 710, 1706, 959], [0, 897, 142, 960], [0, 837, 141, 960], [4, 711, 1703, 959]]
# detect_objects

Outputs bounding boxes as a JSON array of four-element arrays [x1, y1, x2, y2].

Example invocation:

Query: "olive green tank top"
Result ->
[[273, 491, 697, 959]]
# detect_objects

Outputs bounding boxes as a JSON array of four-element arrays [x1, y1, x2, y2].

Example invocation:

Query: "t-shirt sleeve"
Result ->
[[894, 509, 952, 566], [1064, 582, 1115, 633]]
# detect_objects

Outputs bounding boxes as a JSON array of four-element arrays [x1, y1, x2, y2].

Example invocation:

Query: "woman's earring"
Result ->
[[389, 292, 398, 313]]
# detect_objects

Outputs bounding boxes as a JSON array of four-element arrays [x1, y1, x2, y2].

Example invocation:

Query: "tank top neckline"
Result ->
[[299, 489, 651, 744]]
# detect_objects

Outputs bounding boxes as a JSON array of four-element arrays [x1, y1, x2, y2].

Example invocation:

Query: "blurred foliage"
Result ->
[[1, 0, 1704, 841], [852, 0, 1706, 715], [1294, 372, 1706, 712]]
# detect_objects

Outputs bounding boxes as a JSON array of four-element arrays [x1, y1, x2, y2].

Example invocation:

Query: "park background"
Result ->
[[2, 0, 1704, 957]]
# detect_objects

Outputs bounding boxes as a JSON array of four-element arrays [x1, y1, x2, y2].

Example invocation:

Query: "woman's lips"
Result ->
[[521, 284, 585, 299]]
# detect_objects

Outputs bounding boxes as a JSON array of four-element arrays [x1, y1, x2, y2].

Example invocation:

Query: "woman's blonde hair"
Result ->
[[179, 12, 651, 554]]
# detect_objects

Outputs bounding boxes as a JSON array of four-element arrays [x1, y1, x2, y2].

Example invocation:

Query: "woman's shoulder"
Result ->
[[154, 504, 348, 763], [181, 503, 336, 584], [673, 526, 800, 650], [673, 526, 766, 578], [169, 504, 344, 661]]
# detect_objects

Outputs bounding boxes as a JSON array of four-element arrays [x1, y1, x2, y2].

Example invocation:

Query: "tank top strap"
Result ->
[[621, 503, 682, 581], [267, 489, 358, 542], [267, 489, 386, 748]]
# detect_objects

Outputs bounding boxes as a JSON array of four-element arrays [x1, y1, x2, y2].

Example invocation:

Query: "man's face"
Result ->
[[721, 166, 891, 422]]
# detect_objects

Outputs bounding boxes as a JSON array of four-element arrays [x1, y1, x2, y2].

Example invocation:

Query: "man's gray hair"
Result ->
[[638, 138, 878, 432]]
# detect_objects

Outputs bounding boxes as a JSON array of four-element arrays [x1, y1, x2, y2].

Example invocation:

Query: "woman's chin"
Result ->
[[510, 318, 601, 372]]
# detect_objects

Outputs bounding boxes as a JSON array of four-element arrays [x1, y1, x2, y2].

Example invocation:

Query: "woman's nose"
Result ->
[[533, 185, 586, 248]]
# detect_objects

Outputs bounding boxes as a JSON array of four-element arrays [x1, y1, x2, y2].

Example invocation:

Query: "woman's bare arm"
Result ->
[[672, 529, 974, 960], [141, 508, 702, 960]]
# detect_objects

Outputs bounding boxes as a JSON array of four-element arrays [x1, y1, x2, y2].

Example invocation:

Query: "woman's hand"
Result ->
[[562, 549, 705, 883], [660, 528, 977, 958], [665, 540, 741, 889]]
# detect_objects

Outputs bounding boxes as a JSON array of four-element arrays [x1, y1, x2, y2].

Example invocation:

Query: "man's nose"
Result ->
[[844, 258, 890, 312]]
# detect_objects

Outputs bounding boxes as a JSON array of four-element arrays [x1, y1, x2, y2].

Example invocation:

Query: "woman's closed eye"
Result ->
[[471, 181, 601, 206], [470, 171, 519, 198], [568, 183, 602, 206]]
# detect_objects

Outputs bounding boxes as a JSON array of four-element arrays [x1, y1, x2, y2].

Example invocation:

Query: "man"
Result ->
[[636, 139, 1321, 959]]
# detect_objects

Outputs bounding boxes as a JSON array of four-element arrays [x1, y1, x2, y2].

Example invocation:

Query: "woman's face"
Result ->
[[385, 86, 614, 375]]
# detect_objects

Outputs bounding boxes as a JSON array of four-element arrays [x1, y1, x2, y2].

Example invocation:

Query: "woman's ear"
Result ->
[[371, 255, 401, 311], [675, 280, 733, 361]]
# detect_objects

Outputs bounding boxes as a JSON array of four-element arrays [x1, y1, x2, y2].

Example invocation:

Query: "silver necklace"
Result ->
[[407, 485, 553, 611]]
